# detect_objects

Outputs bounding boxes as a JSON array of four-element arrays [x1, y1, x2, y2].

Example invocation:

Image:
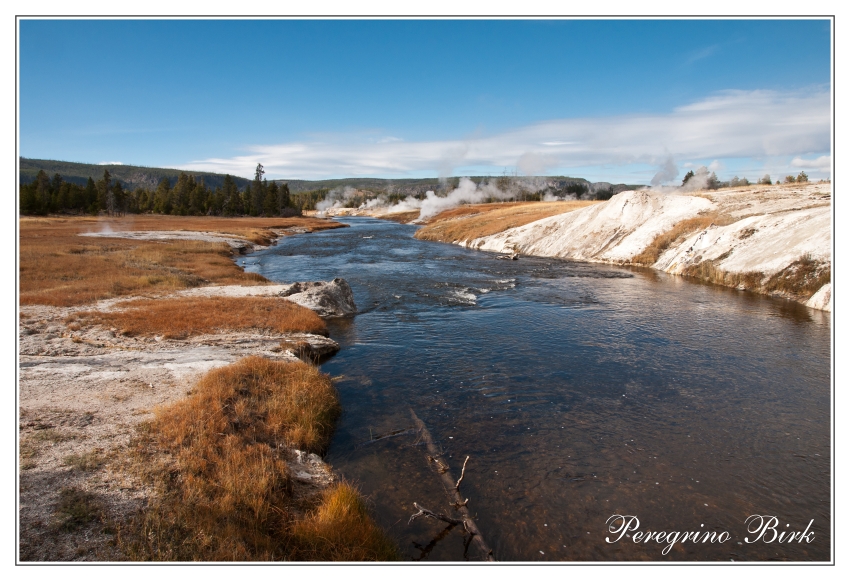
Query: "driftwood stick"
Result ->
[[409, 408, 496, 561], [455, 455, 470, 490], [408, 502, 464, 526]]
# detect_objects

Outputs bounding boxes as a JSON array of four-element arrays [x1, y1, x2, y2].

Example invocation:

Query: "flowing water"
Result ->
[[244, 217, 831, 562]]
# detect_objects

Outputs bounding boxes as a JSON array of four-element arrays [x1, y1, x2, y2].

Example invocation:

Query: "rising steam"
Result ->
[[319, 177, 591, 222]]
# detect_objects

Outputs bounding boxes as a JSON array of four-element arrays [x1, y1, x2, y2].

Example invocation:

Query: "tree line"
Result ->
[[19, 163, 303, 217]]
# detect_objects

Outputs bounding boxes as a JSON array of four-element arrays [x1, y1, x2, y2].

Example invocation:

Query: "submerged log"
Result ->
[[409, 408, 496, 561]]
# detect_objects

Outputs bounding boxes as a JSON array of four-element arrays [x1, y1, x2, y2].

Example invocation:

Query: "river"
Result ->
[[243, 217, 831, 562]]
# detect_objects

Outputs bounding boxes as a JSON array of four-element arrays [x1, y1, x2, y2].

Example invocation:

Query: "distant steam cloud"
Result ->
[[650, 155, 678, 186], [323, 176, 586, 222], [98, 161, 123, 165], [315, 186, 359, 214]]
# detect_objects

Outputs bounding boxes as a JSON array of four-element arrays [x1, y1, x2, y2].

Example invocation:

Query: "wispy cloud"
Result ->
[[98, 161, 123, 165], [686, 44, 720, 65], [791, 155, 831, 170], [180, 89, 830, 180]]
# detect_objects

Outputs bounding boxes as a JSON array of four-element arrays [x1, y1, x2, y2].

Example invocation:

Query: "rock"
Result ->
[[279, 278, 357, 317], [279, 333, 340, 361], [806, 283, 832, 312], [288, 449, 334, 486]]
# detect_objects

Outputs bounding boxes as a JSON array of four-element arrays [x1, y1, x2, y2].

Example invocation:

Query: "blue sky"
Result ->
[[19, 19, 832, 184]]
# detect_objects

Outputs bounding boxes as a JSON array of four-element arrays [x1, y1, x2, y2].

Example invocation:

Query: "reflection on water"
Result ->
[[246, 217, 831, 561]]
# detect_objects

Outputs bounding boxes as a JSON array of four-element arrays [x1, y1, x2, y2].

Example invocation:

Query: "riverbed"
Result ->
[[244, 217, 831, 562]]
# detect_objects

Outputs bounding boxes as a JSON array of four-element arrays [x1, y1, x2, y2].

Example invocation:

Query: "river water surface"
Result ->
[[244, 217, 831, 562]]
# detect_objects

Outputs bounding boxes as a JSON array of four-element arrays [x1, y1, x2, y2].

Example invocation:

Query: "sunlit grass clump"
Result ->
[[121, 356, 396, 561]]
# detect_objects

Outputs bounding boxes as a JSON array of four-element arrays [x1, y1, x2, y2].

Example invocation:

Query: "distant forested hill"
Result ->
[[19, 158, 251, 191], [21, 158, 640, 198], [280, 176, 640, 198]]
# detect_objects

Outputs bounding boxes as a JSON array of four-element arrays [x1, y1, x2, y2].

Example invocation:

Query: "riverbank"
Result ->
[[18, 215, 396, 561], [414, 183, 832, 311], [245, 215, 831, 561]]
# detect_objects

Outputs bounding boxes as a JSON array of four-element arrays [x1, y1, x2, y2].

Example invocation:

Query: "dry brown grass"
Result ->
[[289, 483, 399, 560], [19, 215, 343, 306], [54, 488, 103, 532], [72, 296, 327, 339], [681, 254, 830, 299], [414, 200, 599, 243], [120, 357, 396, 561], [378, 210, 421, 224], [764, 255, 831, 297], [632, 213, 737, 266]]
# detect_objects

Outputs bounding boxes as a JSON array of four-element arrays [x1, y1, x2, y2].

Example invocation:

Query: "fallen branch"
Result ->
[[455, 455, 470, 490], [408, 502, 464, 526], [409, 408, 496, 562], [453, 498, 469, 510]]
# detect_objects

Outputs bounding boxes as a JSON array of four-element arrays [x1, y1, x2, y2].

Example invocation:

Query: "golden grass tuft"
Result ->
[[414, 200, 599, 243], [73, 296, 327, 339], [120, 357, 395, 561], [289, 483, 400, 561], [19, 215, 343, 306], [632, 213, 737, 266], [154, 355, 340, 455]]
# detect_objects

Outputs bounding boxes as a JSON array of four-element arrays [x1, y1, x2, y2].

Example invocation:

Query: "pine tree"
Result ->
[[279, 182, 291, 212], [222, 174, 238, 215], [154, 177, 172, 214], [84, 177, 98, 213], [264, 181, 279, 215], [112, 181, 126, 215], [96, 170, 111, 213]]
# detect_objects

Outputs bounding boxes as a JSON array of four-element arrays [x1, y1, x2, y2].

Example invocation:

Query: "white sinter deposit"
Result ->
[[462, 183, 832, 311], [80, 230, 256, 251], [18, 272, 357, 559]]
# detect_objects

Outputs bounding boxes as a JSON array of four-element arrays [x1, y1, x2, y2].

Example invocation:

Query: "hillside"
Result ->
[[280, 176, 640, 198], [20, 158, 640, 199], [19, 158, 252, 191]]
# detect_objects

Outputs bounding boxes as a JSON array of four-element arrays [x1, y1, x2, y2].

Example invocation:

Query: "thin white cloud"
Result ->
[[180, 89, 829, 180], [98, 161, 123, 165], [685, 44, 720, 65], [791, 155, 831, 170]]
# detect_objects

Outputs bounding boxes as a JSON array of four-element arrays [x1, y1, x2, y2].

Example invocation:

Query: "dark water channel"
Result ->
[[244, 217, 831, 562]]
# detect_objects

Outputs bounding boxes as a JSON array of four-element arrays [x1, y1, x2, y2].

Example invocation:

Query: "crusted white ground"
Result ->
[[18, 294, 340, 561], [80, 230, 255, 251], [18, 233, 354, 561], [462, 183, 832, 311]]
